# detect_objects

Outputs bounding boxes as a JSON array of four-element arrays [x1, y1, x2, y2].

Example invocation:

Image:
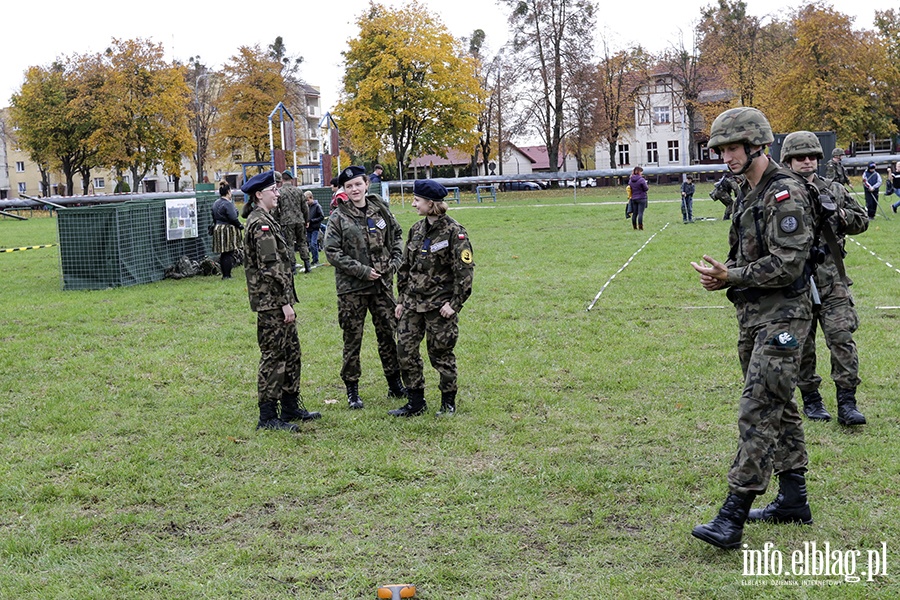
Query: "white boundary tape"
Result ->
[[586, 223, 670, 311], [846, 236, 900, 276]]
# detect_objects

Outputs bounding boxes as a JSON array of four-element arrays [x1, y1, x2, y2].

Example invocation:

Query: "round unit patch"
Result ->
[[780, 215, 799, 233], [460, 249, 473, 264]]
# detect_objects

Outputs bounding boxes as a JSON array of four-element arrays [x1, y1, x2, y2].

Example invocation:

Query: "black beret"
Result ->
[[338, 165, 367, 187], [413, 179, 448, 202], [240, 171, 276, 197]]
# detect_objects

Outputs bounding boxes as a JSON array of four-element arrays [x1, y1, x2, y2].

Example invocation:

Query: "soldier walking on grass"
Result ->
[[242, 171, 321, 432], [275, 170, 312, 273], [690, 107, 815, 550], [390, 180, 474, 417], [780, 131, 867, 428]]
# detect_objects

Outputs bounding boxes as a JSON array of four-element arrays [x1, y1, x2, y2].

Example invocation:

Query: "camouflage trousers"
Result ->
[[397, 309, 459, 393], [256, 309, 301, 406], [798, 293, 861, 392], [729, 318, 809, 496], [283, 222, 310, 263], [337, 289, 400, 383]]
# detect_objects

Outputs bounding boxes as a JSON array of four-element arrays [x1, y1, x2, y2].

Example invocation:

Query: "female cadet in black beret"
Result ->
[[242, 171, 320, 432], [390, 179, 475, 417]]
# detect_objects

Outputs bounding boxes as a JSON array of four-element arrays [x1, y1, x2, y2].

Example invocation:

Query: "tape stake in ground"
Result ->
[[586, 223, 669, 311], [1, 244, 58, 253]]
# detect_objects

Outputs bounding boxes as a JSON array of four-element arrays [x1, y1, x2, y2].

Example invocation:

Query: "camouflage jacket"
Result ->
[[324, 194, 402, 295], [397, 215, 474, 313], [710, 175, 742, 204], [809, 175, 868, 297], [243, 207, 298, 312], [273, 183, 309, 225], [824, 160, 850, 186], [724, 158, 814, 325]]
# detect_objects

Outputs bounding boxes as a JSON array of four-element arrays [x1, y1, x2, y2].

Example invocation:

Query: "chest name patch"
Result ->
[[430, 239, 449, 252]]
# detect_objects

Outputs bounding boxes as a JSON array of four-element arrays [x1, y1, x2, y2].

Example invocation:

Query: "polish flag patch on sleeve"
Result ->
[[261, 225, 270, 231], [458, 234, 466, 239], [774, 190, 790, 203]]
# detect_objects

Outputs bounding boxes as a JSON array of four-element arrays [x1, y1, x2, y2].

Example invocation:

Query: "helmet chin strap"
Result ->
[[733, 143, 763, 175]]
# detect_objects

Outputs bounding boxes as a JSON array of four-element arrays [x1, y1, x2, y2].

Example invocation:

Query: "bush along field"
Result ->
[[1, 187, 898, 599]]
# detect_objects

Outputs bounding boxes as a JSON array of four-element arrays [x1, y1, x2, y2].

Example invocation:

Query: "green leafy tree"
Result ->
[[217, 45, 287, 165], [185, 57, 221, 184], [502, 0, 596, 173], [10, 56, 102, 196], [593, 42, 647, 169], [336, 1, 484, 173], [90, 38, 194, 192]]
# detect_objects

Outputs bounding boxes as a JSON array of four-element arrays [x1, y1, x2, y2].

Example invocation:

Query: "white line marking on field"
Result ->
[[847, 236, 900, 276], [587, 223, 670, 311], [682, 306, 728, 309], [875, 306, 900, 310]]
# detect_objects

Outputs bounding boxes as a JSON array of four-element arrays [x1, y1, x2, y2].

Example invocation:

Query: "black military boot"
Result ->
[[256, 401, 299, 432], [388, 388, 426, 417], [345, 381, 363, 410], [691, 493, 754, 550], [303, 260, 311, 274], [386, 372, 407, 399], [281, 393, 321, 422], [836, 387, 866, 426], [746, 471, 813, 524], [436, 390, 456, 416], [801, 389, 832, 422]]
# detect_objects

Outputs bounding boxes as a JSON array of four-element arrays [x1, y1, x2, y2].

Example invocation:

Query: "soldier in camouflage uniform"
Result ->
[[274, 170, 311, 273], [824, 147, 850, 187], [690, 107, 815, 550], [778, 131, 867, 428], [324, 166, 406, 409], [389, 180, 474, 417], [710, 174, 743, 220], [242, 171, 320, 432]]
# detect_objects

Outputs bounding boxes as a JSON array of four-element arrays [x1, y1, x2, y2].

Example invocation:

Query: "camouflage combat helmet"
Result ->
[[781, 131, 823, 162], [832, 147, 844, 158], [707, 107, 774, 150]]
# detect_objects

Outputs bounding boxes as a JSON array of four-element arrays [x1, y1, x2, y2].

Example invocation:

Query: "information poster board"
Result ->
[[165, 198, 198, 240]]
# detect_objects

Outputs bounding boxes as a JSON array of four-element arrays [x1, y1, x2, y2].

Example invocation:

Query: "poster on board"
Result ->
[[165, 198, 198, 240]]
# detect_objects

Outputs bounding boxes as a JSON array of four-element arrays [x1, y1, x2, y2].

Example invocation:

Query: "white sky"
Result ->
[[2, 0, 894, 114]]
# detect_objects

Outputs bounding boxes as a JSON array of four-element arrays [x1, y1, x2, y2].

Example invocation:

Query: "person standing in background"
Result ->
[[628, 166, 648, 230], [681, 176, 695, 224], [211, 180, 243, 280], [862, 162, 881, 220], [275, 170, 311, 273], [306, 191, 324, 266]]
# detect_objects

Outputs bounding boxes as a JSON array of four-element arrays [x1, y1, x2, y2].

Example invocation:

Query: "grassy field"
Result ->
[[1, 183, 898, 598]]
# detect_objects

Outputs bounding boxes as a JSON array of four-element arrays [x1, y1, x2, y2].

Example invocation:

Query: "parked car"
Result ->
[[502, 181, 541, 191], [564, 178, 596, 188]]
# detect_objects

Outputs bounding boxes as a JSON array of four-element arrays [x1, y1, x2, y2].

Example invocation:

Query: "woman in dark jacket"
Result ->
[[628, 166, 649, 230], [211, 181, 243, 279]]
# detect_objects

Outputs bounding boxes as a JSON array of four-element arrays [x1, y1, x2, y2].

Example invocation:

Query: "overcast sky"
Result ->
[[2, 0, 894, 115]]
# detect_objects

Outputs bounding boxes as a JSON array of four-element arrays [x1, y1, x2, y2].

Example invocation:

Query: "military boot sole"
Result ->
[[257, 418, 300, 432], [388, 405, 426, 417], [746, 507, 813, 525], [838, 413, 866, 426]]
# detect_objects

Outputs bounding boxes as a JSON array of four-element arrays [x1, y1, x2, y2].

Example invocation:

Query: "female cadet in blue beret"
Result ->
[[390, 179, 475, 417], [242, 171, 320, 432], [323, 166, 406, 409]]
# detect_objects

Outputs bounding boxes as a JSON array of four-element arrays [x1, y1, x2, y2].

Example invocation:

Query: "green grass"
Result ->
[[1, 185, 898, 599]]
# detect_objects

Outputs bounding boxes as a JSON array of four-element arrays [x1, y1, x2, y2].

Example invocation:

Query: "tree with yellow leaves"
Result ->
[[336, 1, 484, 173]]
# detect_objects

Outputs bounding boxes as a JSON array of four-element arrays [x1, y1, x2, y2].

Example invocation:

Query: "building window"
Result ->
[[94, 177, 105, 189], [667, 140, 680, 163], [646, 142, 658, 164], [698, 145, 712, 162], [653, 106, 671, 124], [16, 161, 25, 172], [618, 144, 630, 166], [18, 182, 27, 194]]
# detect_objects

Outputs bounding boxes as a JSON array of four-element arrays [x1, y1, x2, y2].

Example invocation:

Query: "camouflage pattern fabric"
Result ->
[[282, 222, 310, 263], [398, 309, 459, 392], [243, 207, 298, 312], [337, 289, 400, 383], [798, 176, 868, 393], [824, 159, 850, 186], [324, 194, 402, 295], [731, 318, 809, 494], [722, 157, 814, 496], [273, 182, 309, 225], [397, 215, 474, 313], [710, 176, 742, 220], [256, 308, 301, 406]]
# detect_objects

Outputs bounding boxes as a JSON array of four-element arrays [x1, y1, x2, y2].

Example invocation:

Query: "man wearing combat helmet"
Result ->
[[690, 107, 815, 549]]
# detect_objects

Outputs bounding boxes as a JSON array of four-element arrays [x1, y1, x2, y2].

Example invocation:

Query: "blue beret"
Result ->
[[240, 171, 276, 197], [413, 179, 448, 202], [338, 165, 367, 187], [282, 169, 294, 179]]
